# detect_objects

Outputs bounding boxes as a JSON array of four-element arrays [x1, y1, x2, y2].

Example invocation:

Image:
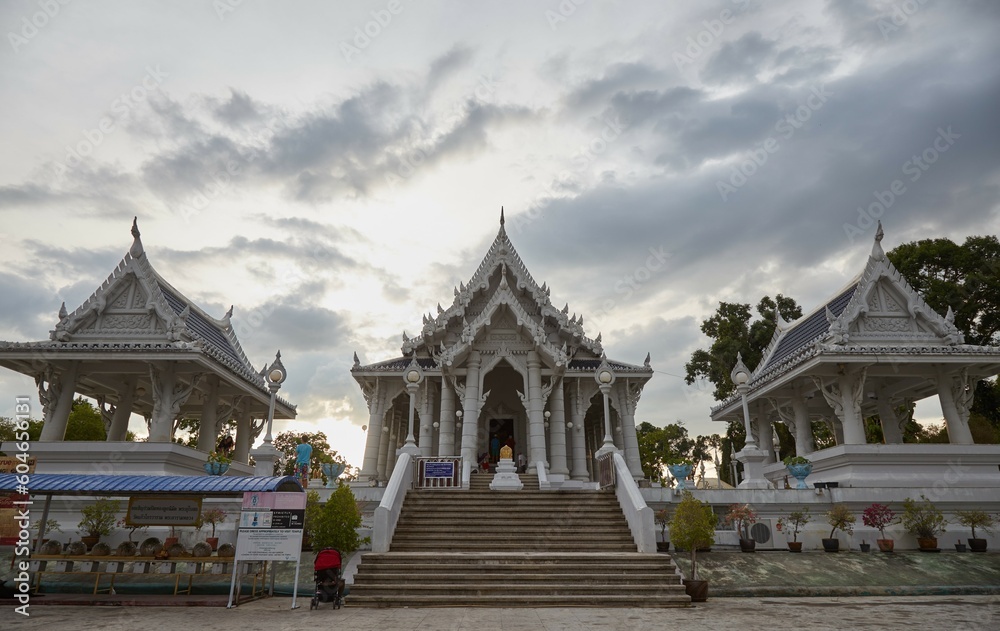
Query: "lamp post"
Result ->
[[594, 360, 617, 458], [731, 353, 772, 489], [399, 358, 423, 457], [250, 350, 286, 476]]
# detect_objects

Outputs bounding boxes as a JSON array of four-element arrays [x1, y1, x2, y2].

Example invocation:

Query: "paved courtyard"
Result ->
[[7, 596, 998, 631]]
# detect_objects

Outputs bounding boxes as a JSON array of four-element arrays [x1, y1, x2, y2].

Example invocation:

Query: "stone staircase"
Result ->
[[349, 473, 690, 607]]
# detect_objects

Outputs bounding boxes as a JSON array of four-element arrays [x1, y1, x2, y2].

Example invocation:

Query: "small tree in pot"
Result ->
[[954, 509, 996, 553], [724, 504, 758, 552], [200, 508, 228, 550], [669, 491, 716, 602], [901, 495, 947, 551], [824, 504, 855, 553], [862, 503, 897, 552], [654, 508, 670, 551], [78, 498, 121, 550], [775, 509, 810, 552]]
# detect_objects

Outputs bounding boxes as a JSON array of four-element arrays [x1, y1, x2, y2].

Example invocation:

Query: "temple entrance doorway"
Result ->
[[487, 418, 515, 463]]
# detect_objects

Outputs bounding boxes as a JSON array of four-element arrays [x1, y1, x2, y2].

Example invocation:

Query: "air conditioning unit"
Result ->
[[749, 519, 778, 550]]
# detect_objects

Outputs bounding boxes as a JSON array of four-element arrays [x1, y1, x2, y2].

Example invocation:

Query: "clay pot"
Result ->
[[822, 538, 840, 553], [683, 579, 709, 602], [968, 538, 988, 553], [787, 542, 803, 553], [739, 538, 756, 553], [917, 537, 939, 552], [80, 535, 100, 550]]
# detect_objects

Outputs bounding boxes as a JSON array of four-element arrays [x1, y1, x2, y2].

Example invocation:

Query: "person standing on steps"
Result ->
[[295, 435, 313, 488]]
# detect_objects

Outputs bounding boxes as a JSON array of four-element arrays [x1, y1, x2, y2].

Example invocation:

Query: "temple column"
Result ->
[[387, 411, 401, 478], [754, 403, 776, 464], [789, 396, 814, 455], [40, 361, 79, 441], [617, 382, 643, 479], [526, 351, 547, 473], [547, 378, 568, 475], [196, 375, 220, 452], [460, 351, 482, 472], [234, 403, 252, 464], [107, 375, 137, 442], [418, 381, 435, 458], [376, 409, 393, 480], [813, 370, 867, 445], [875, 386, 904, 444], [569, 381, 589, 480], [937, 368, 974, 444], [438, 378, 456, 457], [360, 381, 388, 478]]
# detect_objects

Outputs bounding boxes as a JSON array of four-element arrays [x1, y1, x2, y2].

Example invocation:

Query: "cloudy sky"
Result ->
[[2, 0, 998, 466]]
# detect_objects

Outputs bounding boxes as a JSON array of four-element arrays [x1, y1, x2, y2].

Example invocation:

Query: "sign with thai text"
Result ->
[[423, 461, 455, 478], [126, 496, 202, 526]]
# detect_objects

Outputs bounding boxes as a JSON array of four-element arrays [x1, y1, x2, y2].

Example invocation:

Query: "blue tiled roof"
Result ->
[[760, 285, 857, 372], [0, 474, 304, 495], [158, 283, 243, 364]]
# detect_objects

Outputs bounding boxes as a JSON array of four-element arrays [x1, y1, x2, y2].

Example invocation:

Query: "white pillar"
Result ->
[[107, 375, 137, 442], [438, 378, 456, 457], [360, 381, 387, 478], [234, 404, 252, 463], [526, 351, 547, 473], [417, 382, 434, 458], [547, 378, 568, 475], [460, 351, 482, 470], [876, 387, 904, 444], [837, 373, 867, 444], [40, 361, 79, 441], [376, 409, 393, 480], [196, 375, 220, 452], [755, 403, 776, 464], [937, 370, 974, 444], [569, 381, 589, 480], [386, 414, 400, 478], [790, 396, 814, 455]]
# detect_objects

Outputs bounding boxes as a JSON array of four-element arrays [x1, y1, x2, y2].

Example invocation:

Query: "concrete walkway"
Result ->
[[7, 596, 998, 630]]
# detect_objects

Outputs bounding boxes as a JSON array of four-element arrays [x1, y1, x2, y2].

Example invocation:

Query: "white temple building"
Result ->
[[352, 211, 653, 486]]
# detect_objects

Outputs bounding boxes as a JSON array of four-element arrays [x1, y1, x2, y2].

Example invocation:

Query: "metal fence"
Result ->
[[414, 457, 463, 488], [596, 452, 616, 490]]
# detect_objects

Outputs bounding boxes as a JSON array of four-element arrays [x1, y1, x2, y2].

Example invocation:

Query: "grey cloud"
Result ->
[[427, 44, 475, 91], [700, 32, 777, 85]]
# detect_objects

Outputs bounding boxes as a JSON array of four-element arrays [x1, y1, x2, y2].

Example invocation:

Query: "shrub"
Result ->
[[862, 503, 897, 540], [826, 504, 856, 539], [901, 495, 947, 539], [78, 498, 121, 538], [307, 483, 368, 554], [669, 492, 716, 581], [954, 509, 996, 540], [776, 509, 811, 543], [723, 504, 757, 540]]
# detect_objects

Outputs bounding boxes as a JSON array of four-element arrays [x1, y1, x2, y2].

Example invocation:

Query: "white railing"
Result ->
[[612, 451, 656, 554], [535, 461, 549, 490], [597, 452, 616, 489], [414, 457, 463, 488], [372, 452, 413, 553]]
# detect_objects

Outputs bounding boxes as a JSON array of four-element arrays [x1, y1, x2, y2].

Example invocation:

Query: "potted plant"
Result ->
[[862, 503, 897, 552], [901, 495, 947, 551], [654, 508, 670, 552], [78, 498, 121, 550], [115, 518, 149, 543], [669, 491, 716, 602], [954, 509, 996, 553], [859, 540, 871, 552], [955, 540, 967, 553], [666, 459, 694, 491], [201, 507, 228, 550], [29, 518, 62, 546], [824, 504, 855, 552], [724, 504, 758, 552], [205, 450, 232, 475], [782, 455, 812, 489], [164, 525, 179, 548], [775, 509, 810, 552]]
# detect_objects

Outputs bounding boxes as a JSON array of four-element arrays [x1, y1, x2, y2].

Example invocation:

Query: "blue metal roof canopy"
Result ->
[[0, 474, 304, 496]]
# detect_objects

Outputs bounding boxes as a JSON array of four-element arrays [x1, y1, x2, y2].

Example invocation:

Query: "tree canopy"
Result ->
[[684, 295, 802, 400], [272, 430, 349, 480]]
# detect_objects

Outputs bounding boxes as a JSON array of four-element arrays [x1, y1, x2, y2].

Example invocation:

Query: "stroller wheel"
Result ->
[[310, 597, 317, 610]]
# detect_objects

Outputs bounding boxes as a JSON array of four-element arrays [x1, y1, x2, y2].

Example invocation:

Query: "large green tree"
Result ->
[[272, 430, 349, 479], [684, 295, 802, 401]]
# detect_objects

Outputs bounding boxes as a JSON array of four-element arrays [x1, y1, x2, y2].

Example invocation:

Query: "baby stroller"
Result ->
[[310, 548, 344, 609]]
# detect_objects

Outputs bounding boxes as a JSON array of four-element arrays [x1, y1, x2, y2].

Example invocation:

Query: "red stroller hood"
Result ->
[[314, 548, 342, 572]]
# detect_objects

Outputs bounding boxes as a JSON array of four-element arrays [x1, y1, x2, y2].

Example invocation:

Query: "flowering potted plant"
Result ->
[[824, 504, 855, 553], [862, 503, 897, 552], [782, 455, 812, 489], [775, 509, 810, 552], [724, 504, 758, 552], [901, 495, 947, 551], [205, 450, 232, 475], [954, 509, 994, 553], [654, 508, 670, 552]]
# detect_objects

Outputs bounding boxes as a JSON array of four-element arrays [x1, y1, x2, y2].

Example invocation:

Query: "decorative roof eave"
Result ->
[[410, 211, 603, 357], [710, 342, 1000, 418], [0, 340, 297, 414], [351, 355, 439, 376]]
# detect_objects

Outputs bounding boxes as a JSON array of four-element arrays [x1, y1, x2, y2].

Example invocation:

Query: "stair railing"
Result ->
[[372, 451, 413, 553], [612, 451, 657, 553]]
